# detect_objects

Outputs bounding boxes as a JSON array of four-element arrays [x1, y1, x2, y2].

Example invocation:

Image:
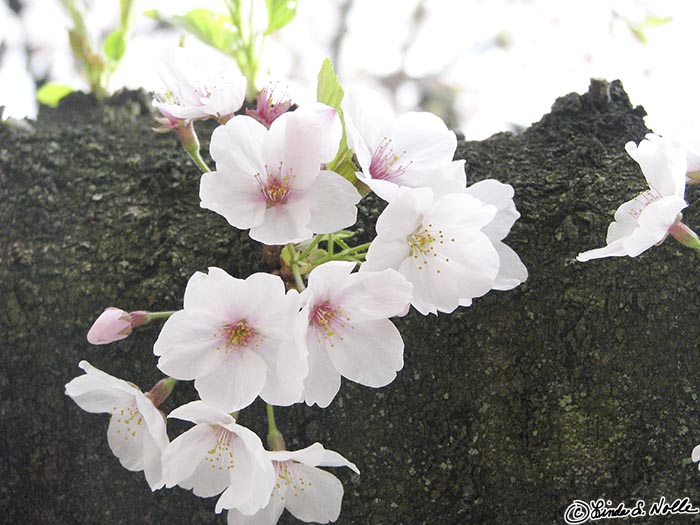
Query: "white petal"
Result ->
[[343, 87, 395, 158], [692, 445, 700, 463], [280, 443, 360, 475], [107, 401, 147, 472], [375, 187, 432, 234], [303, 170, 361, 234], [622, 196, 686, 257], [292, 103, 343, 163], [361, 230, 411, 273], [424, 193, 497, 234], [65, 361, 136, 413], [162, 423, 218, 490], [625, 134, 687, 198], [259, 327, 308, 407], [249, 202, 313, 245], [284, 464, 345, 523], [491, 241, 528, 291], [326, 319, 404, 388], [200, 169, 266, 230], [341, 269, 412, 321], [168, 400, 236, 427], [154, 310, 228, 380], [465, 179, 519, 241], [306, 261, 356, 301], [227, 500, 285, 525], [576, 238, 628, 262], [210, 115, 269, 176], [387, 112, 456, 172], [141, 423, 167, 491], [195, 348, 268, 412], [303, 336, 342, 408]]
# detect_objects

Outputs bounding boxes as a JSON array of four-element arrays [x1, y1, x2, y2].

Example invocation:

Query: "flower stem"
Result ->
[[266, 403, 286, 451], [292, 261, 306, 291], [187, 149, 211, 173], [297, 234, 324, 261], [146, 311, 177, 320]]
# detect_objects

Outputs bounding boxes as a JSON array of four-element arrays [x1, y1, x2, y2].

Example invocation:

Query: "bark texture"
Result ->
[[2, 81, 700, 524]]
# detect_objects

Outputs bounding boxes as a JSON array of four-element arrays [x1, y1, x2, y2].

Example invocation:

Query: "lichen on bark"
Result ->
[[2, 80, 700, 524]]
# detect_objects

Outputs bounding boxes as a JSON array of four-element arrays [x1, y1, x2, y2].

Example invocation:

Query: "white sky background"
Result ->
[[0, 0, 698, 149]]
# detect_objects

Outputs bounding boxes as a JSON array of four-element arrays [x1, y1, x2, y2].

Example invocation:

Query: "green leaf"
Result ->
[[317, 57, 344, 109], [265, 0, 298, 35], [150, 8, 240, 55], [103, 29, 126, 63], [37, 83, 74, 108], [317, 58, 358, 185]]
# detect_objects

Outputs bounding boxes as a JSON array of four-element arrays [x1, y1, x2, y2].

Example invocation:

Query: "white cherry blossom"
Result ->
[[64, 361, 169, 491], [577, 133, 688, 261], [200, 104, 361, 245], [226, 442, 359, 525], [361, 187, 499, 315], [464, 179, 528, 297], [300, 261, 412, 408], [344, 87, 465, 201], [154, 268, 307, 412], [163, 401, 275, 515], [152, 46, 247, 122]]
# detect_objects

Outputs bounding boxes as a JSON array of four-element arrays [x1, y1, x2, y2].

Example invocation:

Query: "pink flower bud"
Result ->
[[86, 307, 134, 345]]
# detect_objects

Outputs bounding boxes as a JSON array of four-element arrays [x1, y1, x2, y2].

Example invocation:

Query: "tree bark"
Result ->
[[2, 80, 699, 524]]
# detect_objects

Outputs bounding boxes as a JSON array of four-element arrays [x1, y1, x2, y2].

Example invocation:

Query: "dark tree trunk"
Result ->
[[2, 80, 699, 524]]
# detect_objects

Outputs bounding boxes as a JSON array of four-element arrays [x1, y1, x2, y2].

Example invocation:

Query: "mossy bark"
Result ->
[[2, 81, 700, 524]]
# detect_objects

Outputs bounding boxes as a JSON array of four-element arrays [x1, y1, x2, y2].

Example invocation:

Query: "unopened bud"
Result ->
[[147, 377, 177, 408], [87, 307, 134, 345], [669, 221, 700, 250]]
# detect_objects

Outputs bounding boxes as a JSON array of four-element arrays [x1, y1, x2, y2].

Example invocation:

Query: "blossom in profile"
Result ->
[[200, 104, 361, 245], [163, 401, 275, 515], [464, 179, 527, 298], [154, 267, 307, 412], [226, 442, 359, 525], [245, 83, 292, 128], [361, 188, 499, 315], [300, 261, 412, 408], [344, 87, 465, 201], [64, 361, 169, 490], [577, 133, 689, 261], [152, 45, 247, 123]]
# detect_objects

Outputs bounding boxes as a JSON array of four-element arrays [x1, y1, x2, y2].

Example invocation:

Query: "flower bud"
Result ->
[[669, 221, 700, 250], [86, 307, 134, 345]]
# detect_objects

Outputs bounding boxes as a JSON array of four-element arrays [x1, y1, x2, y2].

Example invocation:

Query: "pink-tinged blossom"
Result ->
[[163, 401, 275, 515], [227, 442, 359, 525], [152, 46, 247, 123], [300, 261, 412, 408], [344, 88, 466, 201], [200, 104, 361, 245], [577, 133, 688, 261], [87, 307, 135, 344], [154, 268, 307, 412], [361, 188, 499, 315], [464, 179, 528, 297], [246, 84, 292, 128], [65, 361, 169, 491]]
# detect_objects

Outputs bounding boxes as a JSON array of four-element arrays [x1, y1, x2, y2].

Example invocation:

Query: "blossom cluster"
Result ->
[[66, 45, 528, 524]]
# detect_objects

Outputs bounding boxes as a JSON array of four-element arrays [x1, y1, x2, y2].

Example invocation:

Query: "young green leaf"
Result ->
[[317, 58, 358, 185], [37, 83, 75, 108], [265, 0, 298, 35], [103, 29, 126, 63], [151, 8, 240, 54]]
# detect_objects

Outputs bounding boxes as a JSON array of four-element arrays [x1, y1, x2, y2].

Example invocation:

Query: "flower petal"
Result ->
[[303, 336, 342, 408], [465, 179, 519, 241], [284, 463, 345, 524], [341, 269, 412, 321], [622, 195, 686, 257], [491, 241, 528, 291], [195, 348, 268, 412], [65, 361, 136, 413], [249, 202, 313, 245], [326, 318, 404, 388], [625, 134, 687, 198], [303, 170, 361, 234]]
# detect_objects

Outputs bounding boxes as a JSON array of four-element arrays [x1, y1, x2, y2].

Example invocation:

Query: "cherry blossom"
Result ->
[[199, 104, 361, 245], [87, 307, 135, 344], [163, 401, 275, 515], [361, 187, 499, 315], [300, 261, 412, 408], [464, 179, 528, 297], [152, 46, 247, 123], [246, 84, 292, 128], [154, 268, 307, 412], [577, 133, 688, 261], [226, 442, 359, 525], [64, 361, 169, 490], [344, 87, 465, 201]]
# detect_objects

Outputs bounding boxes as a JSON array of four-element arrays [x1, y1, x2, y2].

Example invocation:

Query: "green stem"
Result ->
[[292, 261, 306, 291], [188, 149, 211, 173], [266, 403, 286, 451], [297, 235, 324, 261], [146, 311, 177, 320]]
